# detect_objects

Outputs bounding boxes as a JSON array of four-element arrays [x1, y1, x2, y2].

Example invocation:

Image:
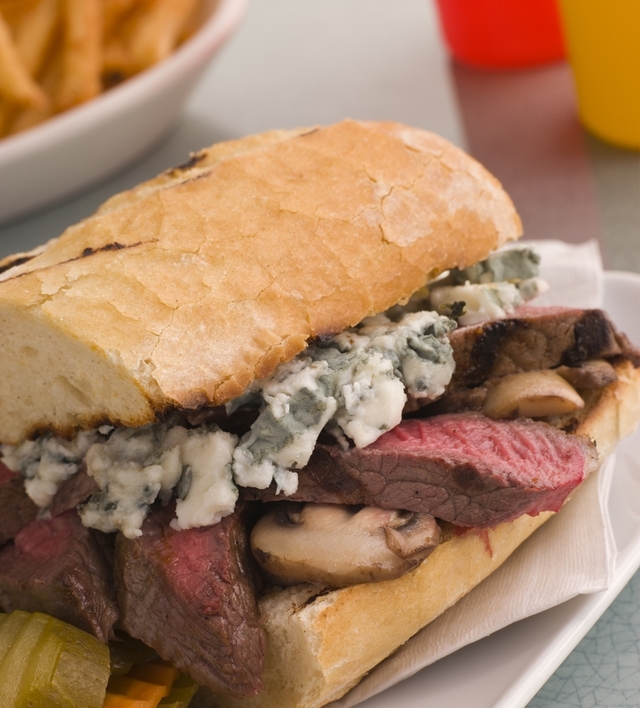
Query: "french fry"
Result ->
[[56, 0, 102, 111], [0, 0, 208, 140], [14, 0, 59, 77], [0, 0, 58, 137], [0, 11, 48, 107], [178, 0, 209, 43], [8, 40, 61, 135], [0, 97, 17, 137], [0, 0, 39, 27], [102, 4, 140, 80], [8, 95, 52, 134], [103, 0, 138, 36], [103, 1, 163, 80], [129, 0, 200, 71]]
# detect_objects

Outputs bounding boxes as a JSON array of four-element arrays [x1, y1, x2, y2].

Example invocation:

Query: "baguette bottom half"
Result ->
[[195, 361, 640, 708]]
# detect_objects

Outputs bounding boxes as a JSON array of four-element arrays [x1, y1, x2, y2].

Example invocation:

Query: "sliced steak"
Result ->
[[556, 359, 619, 389], [243, 413, 597, 527], [115, 503, 265, 698], [0, 510, 118, 642], [447, 306, 640, 391], [0, 462, 38, 546], [49, 467, 99, 517], [0, 460, 14, 486]]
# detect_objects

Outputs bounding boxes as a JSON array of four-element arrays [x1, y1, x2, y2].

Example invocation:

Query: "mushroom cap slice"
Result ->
[[250, 503, 440, 587], [482, 370, 585, 419]]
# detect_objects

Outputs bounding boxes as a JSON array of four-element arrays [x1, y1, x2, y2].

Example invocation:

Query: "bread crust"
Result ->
[[575, 359, 640, 461], [0, 120, 521, 444], [197, 361, 640, 708]]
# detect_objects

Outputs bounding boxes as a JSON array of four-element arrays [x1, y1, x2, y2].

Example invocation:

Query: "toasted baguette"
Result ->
[[0, 120, 521, 444], [197, 361, 640, 708]]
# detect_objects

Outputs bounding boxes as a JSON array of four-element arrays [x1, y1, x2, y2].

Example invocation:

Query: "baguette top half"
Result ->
[[0, 120, 522, 444]]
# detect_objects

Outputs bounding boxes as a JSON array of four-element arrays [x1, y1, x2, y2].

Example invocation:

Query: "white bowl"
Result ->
[[0, 0, 247, 225]]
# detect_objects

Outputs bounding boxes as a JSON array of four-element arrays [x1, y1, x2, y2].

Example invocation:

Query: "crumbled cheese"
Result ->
[[79, 423, 238, 538], [335, 351, 404, 447], [230, 309, 456, 491], [429, 278, 548, 326], [231, 358, 338, 490], [273, 467, 299, 496], [357, 310, 457, 401], [447, 247, 541, 285], [172, 428, 238, 531], [427, 247, 549, 326], [0, 431, 104, 507]]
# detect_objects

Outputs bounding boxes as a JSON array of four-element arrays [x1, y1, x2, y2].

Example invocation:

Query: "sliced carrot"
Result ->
[[157, 672, 199, 708], [127, 660, 180, 687], [104, 675, 170, 705], [102, 657, 196, 708], [103, 694, 153, 708]]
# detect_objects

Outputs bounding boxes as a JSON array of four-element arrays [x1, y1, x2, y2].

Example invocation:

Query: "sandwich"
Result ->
[[0, 119, 639, 707]]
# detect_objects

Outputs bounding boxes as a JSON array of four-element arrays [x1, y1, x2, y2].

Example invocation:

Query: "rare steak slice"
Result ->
[[0, 460, 15, 486], [0, 509, 118, 642], [243, 413, 598, 528], [49, 466, 99, 517], [0, 462, 38, 546], [447, 306, 640, 391], [115, 503, 265, 698]]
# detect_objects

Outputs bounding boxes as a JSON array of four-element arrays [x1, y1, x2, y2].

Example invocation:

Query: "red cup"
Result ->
[[434, 0, 566, 69]]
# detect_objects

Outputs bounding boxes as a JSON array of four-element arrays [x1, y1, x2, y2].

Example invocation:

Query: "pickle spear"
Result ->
[[0, 612, 197, 708], [0, 611, 110, 708]]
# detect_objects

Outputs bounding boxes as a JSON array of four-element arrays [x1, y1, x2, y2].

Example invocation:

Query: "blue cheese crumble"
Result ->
[[428, 247, 549, 326], [0, 430, 105, 507], [78, 423, 238, 538], [229, 310, 456, 493], [429, 279, 548, 326]]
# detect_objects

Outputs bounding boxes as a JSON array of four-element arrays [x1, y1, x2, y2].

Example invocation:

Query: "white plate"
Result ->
[[0, 0, 247, 226], [357, 270, 640, 708]]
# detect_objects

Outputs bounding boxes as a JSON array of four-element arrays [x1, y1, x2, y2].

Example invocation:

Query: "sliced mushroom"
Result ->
[[483, 369, 584, 419], [250, 502, 440, 587]]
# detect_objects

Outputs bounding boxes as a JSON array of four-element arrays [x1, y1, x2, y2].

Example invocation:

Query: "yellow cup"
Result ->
[[558, 0, 640, 149]]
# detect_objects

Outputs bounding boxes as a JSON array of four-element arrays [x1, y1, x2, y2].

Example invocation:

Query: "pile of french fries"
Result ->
[[0, 0, 205, 139]]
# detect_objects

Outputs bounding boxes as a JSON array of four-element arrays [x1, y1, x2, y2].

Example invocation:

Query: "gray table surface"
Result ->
[[0, 1, 638, 705]]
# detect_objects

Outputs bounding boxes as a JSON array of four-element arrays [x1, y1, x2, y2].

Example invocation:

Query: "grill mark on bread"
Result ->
[[0, 255, 35, 275], [21, 410, 162, 447], [168, 150, 207, 175], [81, 242, 128, 257], [179, 169, 212, 185], [0, 240, 151, 282]]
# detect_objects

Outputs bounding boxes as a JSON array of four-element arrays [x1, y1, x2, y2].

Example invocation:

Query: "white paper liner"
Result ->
[[520, 239, 604, 309], [329, 240, 619, 707]]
